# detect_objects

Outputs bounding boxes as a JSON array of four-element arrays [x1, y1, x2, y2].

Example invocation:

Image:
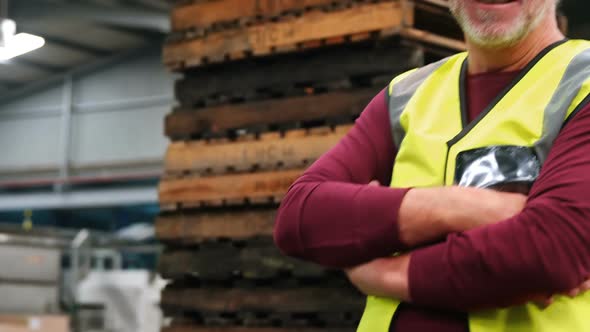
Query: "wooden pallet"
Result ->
[[159, 239, 327, 281], [411, 0, 459, 37], [170, 0, 461, 48], [165, 311, 360, 329], [160, 124, 349, 207], [174, 40, 422, 108], [162, 287, 364, 313], [156, 208, 276, 242], [165, 125, 350, 175], [164, 1, 414, 69], [163, 326, 353, 332], [166, 89, 373, 139], [156, 3, 464, 332], [171, 0, 353, 32], [166, 313, 360, 329], [159, 168, 303, 209]]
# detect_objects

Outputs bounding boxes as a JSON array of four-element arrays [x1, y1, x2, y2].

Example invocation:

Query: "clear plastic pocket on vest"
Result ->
[[455, 146, 540, 194]]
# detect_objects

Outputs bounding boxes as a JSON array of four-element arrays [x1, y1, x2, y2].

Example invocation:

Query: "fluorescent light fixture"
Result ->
[[0, 19, 16, 47], [0, 33, 45, 61]]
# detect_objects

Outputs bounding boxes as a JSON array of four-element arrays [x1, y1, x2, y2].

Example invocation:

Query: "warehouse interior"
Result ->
[[0, 1, 171, 331], [0, 0, 589, 332]]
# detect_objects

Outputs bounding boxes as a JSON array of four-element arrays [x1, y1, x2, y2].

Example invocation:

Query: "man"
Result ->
[[274, 0, 590, 331]]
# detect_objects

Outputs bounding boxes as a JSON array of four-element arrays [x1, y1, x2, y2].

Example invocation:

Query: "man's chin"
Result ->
[[467, 34, 524, 49], [464, 23, 529, 48]]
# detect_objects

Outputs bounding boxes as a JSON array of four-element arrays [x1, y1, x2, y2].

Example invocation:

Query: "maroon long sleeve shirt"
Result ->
[[274, 70, 590, 331]]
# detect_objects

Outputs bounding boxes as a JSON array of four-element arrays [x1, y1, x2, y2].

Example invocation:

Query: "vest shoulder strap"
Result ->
[[387, 53, 465, 148], [536, 40, 590, 162]]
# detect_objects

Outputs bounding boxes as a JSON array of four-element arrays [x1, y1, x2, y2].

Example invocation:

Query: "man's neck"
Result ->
[[466, 16, 565, 75]]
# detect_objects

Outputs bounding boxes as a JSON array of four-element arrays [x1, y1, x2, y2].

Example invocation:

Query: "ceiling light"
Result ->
[[0, 33, 45, 61], [0, 18, 15, 47], [0, 18, 44, 61]]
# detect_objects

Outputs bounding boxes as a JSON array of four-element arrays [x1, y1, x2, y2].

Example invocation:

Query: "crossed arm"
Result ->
[[346, 182, 590, 308], [344, 182, 527, 303], [274, 89, 590, 311]]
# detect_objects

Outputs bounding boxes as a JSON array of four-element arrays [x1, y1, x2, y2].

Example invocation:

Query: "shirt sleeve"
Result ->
[[273, 88, 410, 268], [408, 102, 590, 310]]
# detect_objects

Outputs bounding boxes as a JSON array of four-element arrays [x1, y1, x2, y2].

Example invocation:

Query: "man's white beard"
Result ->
[[449, 1, 552, 49]]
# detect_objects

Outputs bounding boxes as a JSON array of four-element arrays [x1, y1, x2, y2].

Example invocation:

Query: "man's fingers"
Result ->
[[536, 296, 554, 309], [568, 288, 581, 297], [528, 294, 553, 309], [535, 278, 590, 309], [368, 180, 380, 187], [566, 278, 590, 298]]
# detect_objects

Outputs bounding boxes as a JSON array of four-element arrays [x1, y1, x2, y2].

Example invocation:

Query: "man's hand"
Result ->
[[567, 278, 590, 298], [367, 180, 527, 247], [346, 182, 525, 307], [345, 254, 411, 301], [528, 277, 590, 308], [346, 254, 590, 310], [399, 186, 527, 246]]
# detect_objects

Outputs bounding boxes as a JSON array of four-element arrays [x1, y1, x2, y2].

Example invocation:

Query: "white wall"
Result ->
[[0, 46, 175, 181]]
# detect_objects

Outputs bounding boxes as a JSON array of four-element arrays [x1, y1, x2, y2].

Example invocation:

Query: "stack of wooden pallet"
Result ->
[[157, 1, 464, 331]]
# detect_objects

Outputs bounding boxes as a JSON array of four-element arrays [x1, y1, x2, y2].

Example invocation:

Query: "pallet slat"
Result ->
[[162, 287, 364, 313], [174, 42, 422, 107], [172, 0, 350, 32], [165, 125, 350, 175], [164, 1, 413, 69], [159, 169, 303, 206], [159, 240, 327, 280], [401, 27, 465, 51], [167, 89, 375, 139], [156, 209, 277, 242], [163, 326, 352, 332]]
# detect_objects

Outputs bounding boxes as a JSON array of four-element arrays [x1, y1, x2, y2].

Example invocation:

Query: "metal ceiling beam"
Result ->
[[0, 42, 162, 105], [10, 58, 68, 74], [0, 186, 157, 211], [38, 35, 112, 57], [93, 23, 165, 42], [13, 23, 113, 57], [11, 1, 170, 33], [0, 80, 22, 90], [119, 0, 171, 11]]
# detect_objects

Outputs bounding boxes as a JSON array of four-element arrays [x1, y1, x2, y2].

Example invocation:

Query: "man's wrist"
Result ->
[[398, 186, 527, 247], [398, 188, 453, 246], [345, 254, 411, 301], [382, 254, 412, 301]]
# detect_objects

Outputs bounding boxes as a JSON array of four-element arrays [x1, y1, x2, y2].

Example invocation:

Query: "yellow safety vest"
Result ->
[[357, 39, 590, 332]]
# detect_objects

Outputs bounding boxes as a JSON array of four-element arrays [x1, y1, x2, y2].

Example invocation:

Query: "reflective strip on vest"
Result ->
[[388, 59, 446, 148], [357, 39, 590, 332], [536, 47, 590, 163]]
